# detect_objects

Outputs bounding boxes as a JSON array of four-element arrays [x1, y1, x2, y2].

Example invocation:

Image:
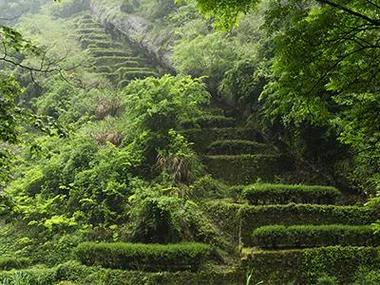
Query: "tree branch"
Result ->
[[316, 0, 380, 26]]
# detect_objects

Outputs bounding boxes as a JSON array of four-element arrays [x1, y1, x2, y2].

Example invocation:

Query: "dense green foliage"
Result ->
[[0, 0, 379, 283], [193, 0, 380, 193]]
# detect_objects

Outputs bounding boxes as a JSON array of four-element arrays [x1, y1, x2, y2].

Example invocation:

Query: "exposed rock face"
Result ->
[[89, 0, 175, 71]]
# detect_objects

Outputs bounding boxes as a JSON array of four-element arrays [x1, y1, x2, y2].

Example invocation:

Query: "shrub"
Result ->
[[0, 257, 30, 270], [76, 242, 212, 272], [124, 75, 210, 134], [251, 224, 380, 249], [129, 198, 181, 244], [243, 183, 343, 205], [190, 175, 230, 199], [156, 130, 202, 184]]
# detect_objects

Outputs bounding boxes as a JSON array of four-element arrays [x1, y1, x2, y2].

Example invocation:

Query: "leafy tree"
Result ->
[[173, 32, 241, 95]]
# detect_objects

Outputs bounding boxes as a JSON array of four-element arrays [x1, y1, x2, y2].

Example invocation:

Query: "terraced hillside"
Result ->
[[0, 3, 380, 285], [73, 13, 159, 88]]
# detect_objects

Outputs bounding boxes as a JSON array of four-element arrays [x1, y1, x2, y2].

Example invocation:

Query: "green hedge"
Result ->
[[205, 201, 379, 245], [204, 154, 289, 184], [243, 183, 342, 205], [242, 246, 380, 284], [0, 257, 30, 270], [251, 224, 380, 248], [207, 140, 268, 155], [76, 242, 212, 272]]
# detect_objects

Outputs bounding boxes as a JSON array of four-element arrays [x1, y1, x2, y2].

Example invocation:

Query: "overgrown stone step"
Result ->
[[203, 154, 289, 184], [75, 18, 97, 26], [81, 39, 118, 49], [207, 139, 268, 155], [94, 57, 142, 68], [74, 19, 100, 29], [240, 246, 380, 284], [181, 127, 264, 152], [118, 70, 158, 83], [76, 242, 214, 272], [95, 56, 144, 66], [249, 224, 380, 248], [86, 41, 123, 49], [76, 28, 105, 35], [242, 183, 343, 205], [180, 115, 236, 129], [96, 66, 155, 75], [99, 71, 158, 82], [87, 48, 133, 57], [80, 34, 110, 42], [205, 106, 226, 116], [205, 201, 379, 245]]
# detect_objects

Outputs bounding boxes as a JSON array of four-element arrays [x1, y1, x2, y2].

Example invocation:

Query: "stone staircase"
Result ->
[[67, 11, 380, 282], [73, 14, 158, 88], [180, 112, 292, 185], [180, 107, 380, 284]]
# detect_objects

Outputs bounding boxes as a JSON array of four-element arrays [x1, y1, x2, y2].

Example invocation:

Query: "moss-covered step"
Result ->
[[87, 41, 123, 49], [250, 224, 380, 248], [207, 140, 269, 155], [203, 154, 290, 184], [120, 70, 158, 81], [95, 56, 143, 66], [75, 18, 96, 26], [181, 127, 264, 152], [75, 20, 99, 29], [76, 28, 105, 35], [240, 246, 380, 284], [242, 183, 343, 205], [80, 38, 112, 49], [87, 48, 133, 57], [95, 72, 118, 82], [205, 201, 379, 245], [180, 115, 236, 129], [80, 34, 110, 42], [76, 242, 215, 272]]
